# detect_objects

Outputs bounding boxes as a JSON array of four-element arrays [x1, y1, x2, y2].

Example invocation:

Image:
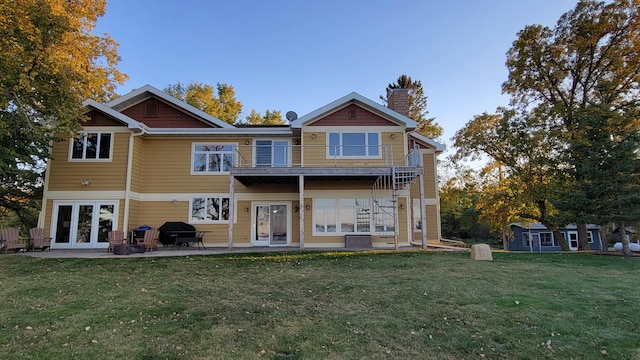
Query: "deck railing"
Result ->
[[232, 144, 398, 168]]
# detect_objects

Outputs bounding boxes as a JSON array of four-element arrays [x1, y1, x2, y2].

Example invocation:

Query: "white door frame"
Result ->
[[251, 202, 291, 247], [567, 230, 579, 251], [51, 201, 118, 249]]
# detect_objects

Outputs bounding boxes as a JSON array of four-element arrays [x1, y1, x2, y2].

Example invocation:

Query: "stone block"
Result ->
[[470, 244, 493, 261]]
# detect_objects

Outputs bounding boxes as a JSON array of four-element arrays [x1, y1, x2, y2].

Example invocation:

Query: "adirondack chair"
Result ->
[[142, 229, 159, 252], [107, 230, 126, 252], [28, 227, 51, 251], [1, 228, 25, 254]]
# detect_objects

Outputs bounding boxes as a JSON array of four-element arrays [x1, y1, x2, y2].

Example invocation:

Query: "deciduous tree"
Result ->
[[244, 109, 285, 125], [0, 0, 127, 228], [164, 81, 243, 125]]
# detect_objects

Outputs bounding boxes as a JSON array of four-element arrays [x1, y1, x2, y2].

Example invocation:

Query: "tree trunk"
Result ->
[[619, 221, 631, 256], [554, 230, 569, 251], [598, 226, 607, 252], [577, 222, 589, 250]]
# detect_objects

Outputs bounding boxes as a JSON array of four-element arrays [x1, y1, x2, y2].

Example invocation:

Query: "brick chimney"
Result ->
[[387, 88, 409, 116]]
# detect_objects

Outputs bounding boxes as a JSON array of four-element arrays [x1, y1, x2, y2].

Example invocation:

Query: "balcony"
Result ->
[[230, 144, 400, 185]]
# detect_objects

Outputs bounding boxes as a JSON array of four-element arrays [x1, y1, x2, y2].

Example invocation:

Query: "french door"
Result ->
[[253, 204, 289, 246], [52, 201, 117, 249]]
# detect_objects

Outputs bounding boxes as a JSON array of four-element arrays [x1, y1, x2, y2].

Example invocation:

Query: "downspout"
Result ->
[[123, 127, 146, 235]]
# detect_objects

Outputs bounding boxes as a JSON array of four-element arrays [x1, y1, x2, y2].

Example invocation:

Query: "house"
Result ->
[[509, 223, 602, 251], [38, 85, 445, 250]]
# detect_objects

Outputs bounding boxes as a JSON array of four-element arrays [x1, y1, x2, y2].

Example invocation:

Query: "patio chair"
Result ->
[[1, 228, 25, 254], [107, 230, 126, 252], [28, 227, 51, 252], [142, 229, 159, 252]]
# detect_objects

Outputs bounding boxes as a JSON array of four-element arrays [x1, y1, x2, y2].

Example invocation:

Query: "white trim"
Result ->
[[104, 84, 234, 129], [326, 131, 382, 159], [189, 195, 230, 224], [253, 139, 292, 167], [291, 92, 417, 129], [44, 191, 126, 199], [50, 200, 119, 249], [190, 142, 238, 175], [67, 131, 114, 162], [304, 126, 401, 131], [82, 99, 146, 133], [409, 132, 445, 152], [250, 202, 292, 247]]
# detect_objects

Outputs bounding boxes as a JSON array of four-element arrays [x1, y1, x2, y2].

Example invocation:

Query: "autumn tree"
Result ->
[[244, 109, 285, 125], [503, 0, 640, 250], [0, 0, 127, 228], [164, 81, 243, 125], [381, 75, 443, 140]]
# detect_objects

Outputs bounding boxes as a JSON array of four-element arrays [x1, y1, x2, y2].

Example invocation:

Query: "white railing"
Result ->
[[232, 144, 396, 168]]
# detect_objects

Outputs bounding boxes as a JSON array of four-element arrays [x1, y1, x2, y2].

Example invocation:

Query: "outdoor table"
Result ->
[[165, 230, 209, 249]]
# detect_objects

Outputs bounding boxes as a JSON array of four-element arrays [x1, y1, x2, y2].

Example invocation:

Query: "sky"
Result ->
[[95, 0, 579, 151]]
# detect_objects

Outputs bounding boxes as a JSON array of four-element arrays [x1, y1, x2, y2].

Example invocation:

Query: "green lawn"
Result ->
[[0, 251, 638, 359]]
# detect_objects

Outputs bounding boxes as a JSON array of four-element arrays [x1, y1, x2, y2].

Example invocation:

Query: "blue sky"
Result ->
[[96, 0, 578, 149]]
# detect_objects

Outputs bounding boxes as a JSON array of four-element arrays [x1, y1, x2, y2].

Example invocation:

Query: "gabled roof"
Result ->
[[82, 99, 147, 133], [510, 222, 600, 230], [409, 132, 446, 152], [290, 92, 417, 129], [105, 84, 234, 129]]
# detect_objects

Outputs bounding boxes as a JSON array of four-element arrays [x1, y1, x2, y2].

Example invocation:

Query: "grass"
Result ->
[[0, 251, 639, 359]]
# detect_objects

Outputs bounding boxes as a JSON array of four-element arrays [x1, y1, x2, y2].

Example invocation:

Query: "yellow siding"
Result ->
[[139, 138, 239, 193], [306, 180, 373, 191], [426, 204, 439, 241], [43, 199, 54, 234], [422, 153, 437, 198], [128, 200, 140, 232], [48, 132, 129, 191], [234, 200, 253, 244], [302, 131, 406, 167], [130, 136, 144, 193], [381, 131, 406, 164]]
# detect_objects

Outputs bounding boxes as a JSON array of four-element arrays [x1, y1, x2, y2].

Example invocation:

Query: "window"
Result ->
[[374, 198, 395, 232], [587, 231, 594, 243], [314, 199, 337, 233], [522, 233, 530, 247], [413, 200, 422, 232], [71, 132, 112, 160], [540, 232, 554, 246], [339, 198, 370, 233], [256, 140, 289, 167], [192, 144, 235, 173], [191, 196, 229, 222], [328, 132, 379, 157]]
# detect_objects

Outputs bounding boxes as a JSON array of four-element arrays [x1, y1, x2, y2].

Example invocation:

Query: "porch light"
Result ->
[[244, 207, 249, 212], [171, 199, 177, 205], [311, 133, 316, 139], [245, 140, 251, 145], [81, 179, 90, 186], [294, 206, 299, 212], [390, 133, 396, 139], [305, 204, 311, 211]]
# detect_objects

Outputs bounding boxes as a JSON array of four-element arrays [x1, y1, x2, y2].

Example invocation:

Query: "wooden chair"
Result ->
[[142, 229, 159, 252], [1, 228, 25, 254], [107, 230, 126, 252], [28, 227, 51, 251]]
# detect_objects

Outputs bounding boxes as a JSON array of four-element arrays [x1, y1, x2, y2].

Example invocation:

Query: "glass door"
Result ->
[[52, 202, 116, 249], [253, 204, 289, 246], [255, 140, 289, 167]]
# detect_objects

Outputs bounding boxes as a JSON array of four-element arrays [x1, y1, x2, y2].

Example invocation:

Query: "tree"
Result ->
[[381, 75, 443, 140], [164, 81, 243, 125], [0, 0, 127, 229], [452, 108, 570, 249], [244, 109, 285, 125], [502, 0, 640, 251]]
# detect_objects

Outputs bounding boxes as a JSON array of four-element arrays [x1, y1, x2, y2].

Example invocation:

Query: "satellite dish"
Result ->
[[286, 111, 298, 121]]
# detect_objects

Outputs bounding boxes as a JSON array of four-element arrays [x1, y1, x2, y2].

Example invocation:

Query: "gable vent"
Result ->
[[349, 109, 357, 119], [144, 101, 158, 118]]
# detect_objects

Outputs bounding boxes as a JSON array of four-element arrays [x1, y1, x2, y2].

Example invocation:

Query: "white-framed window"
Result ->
[[328, 132, 380, 157], [70, 132, 112, 160], [374, 198, 395, 232], [192, 144, 235, 174], [339, 198, 370, 233], [190, 196, 230, 223], [255, 140, 289, 167], [540, 232, 554, 246], [314, 198, 337, 233], [587, 231, 594, 243]]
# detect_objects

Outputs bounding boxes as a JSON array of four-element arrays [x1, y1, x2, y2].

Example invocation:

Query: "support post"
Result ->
[[299, 175, 305, 249], [228, 175, 235, 250], [419, 171, 427, 250]]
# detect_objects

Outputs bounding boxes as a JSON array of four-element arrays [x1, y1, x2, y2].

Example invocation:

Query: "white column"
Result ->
[[299, 175, 304, 249], [228, 175, 235, 250]]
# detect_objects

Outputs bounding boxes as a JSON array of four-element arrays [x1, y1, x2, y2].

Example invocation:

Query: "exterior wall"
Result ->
[[310, 104, 397, 127], [509, 225, 602, 251], [47, 131, 129, 191]]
